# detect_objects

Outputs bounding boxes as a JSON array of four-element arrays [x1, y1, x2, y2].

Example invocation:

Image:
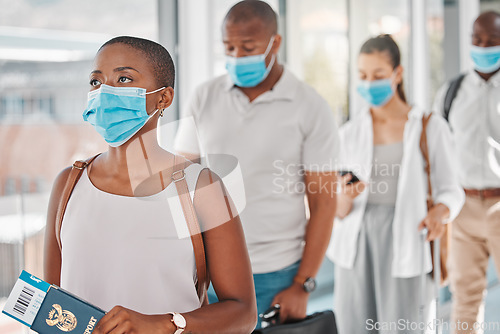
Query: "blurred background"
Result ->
[[1, 0, 499, 333]]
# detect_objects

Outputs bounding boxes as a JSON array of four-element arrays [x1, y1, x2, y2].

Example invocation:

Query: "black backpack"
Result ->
[[443, 73, 466, 122]]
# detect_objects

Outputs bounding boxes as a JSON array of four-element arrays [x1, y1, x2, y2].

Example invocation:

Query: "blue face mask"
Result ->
[[225, 36, 276, 88], [357, 78, 395, 107], [470, 45, 500, 74], [82, 84, 165, 147]]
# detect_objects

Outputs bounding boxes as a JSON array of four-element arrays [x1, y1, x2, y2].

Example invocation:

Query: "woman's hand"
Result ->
[[418, 203, 450, 241], [94, 306, 175, 334], [336, 173, 366, 219]]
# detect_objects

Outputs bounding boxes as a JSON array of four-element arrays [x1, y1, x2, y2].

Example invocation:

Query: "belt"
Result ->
[[464, 188, 500, 199]]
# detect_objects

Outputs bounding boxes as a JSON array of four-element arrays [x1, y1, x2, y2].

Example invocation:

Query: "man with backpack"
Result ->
[[433, 11, 500, 334]]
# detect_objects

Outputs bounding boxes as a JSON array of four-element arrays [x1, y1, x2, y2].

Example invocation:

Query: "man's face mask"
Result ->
[[225, 36, 276, 88], [357, 74, 396, 107], [470, 45, 500, 74], [82, 84, 165, 147]]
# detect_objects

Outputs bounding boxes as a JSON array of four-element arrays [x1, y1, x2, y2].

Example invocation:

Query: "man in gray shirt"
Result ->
[[175, 0, 339, 328]]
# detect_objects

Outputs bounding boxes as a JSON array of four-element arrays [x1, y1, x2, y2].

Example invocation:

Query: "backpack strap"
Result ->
[[420, 113, 433, 210], [443, 73, 466, 122], [172, 155, 209, 305], [55, 154, 100, 250]]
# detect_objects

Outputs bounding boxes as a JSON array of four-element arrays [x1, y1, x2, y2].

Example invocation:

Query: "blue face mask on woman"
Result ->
[[357, 77, 395, 107], [225, 36, 276, 88], [470, 45, 500, 74], [82, 84, 165, 147]]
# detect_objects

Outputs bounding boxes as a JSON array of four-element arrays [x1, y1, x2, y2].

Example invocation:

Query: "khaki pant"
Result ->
[[450, 194, 500, 334]]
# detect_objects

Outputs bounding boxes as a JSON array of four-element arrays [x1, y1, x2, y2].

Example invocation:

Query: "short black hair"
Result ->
[[476, 10, 500, 21], [224, 0, 278, 35], [475, 10, 500, 30], [98, 36, 175, 89]]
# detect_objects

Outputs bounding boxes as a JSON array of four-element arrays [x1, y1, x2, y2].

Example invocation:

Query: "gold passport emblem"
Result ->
[[46, 304, 78, 332]]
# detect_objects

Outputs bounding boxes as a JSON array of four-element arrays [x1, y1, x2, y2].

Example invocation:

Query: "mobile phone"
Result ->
[[339, 170, 360, 185]]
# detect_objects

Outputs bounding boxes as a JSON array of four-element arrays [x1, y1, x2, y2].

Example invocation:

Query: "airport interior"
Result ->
[[1, 0, 500, 333]]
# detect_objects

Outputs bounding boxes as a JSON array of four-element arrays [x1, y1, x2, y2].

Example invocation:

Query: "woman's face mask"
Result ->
[[225, 36, 276, 88], [357, 74, 396, 107], [82, 84, 165, 147]]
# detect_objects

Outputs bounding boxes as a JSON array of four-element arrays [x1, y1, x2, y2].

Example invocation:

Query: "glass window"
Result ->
[[286, 0, 349, 124], [0, 2, 159, 323], [480, 0, 500, 12], [428, 0, 445, 104], [0, 0, 159, 193]]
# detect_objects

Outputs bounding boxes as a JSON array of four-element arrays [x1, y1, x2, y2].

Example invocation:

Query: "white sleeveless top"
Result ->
[[60, 163, 204, 314]]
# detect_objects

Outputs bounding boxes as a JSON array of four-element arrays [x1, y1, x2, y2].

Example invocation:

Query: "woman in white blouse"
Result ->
[[327, 35, 464, 333]]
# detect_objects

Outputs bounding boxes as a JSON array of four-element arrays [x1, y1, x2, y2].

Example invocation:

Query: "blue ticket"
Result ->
[[2, 270, 106, 334], [2, 270, 50, 327]]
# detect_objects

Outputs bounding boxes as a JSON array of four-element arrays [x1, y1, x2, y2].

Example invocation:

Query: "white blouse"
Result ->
[[327, 106, 465, 278], [60, 163, 204, 313]]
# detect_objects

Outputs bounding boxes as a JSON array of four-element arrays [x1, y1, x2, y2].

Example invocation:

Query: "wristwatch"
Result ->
[[294, 276, 317, 293], [167, 312, 186, 334]]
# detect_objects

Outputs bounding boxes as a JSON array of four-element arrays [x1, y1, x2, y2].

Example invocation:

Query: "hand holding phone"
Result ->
[[336, 171, 366, 219], [338, 170, 360, 185]]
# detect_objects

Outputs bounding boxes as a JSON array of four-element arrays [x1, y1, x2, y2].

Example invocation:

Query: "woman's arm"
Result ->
[[94, 169, 257, 334], [418, 115, 465, 241], [418, 203, 449, 241], [44, 167, 72, 286]]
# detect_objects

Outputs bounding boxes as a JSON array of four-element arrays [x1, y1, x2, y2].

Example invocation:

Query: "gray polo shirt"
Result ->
[[174, 68, 340, 274]]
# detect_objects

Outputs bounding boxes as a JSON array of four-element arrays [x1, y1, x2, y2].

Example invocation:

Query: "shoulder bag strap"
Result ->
[[420, 113, 434, 210], [172, 155, 209, 304], [55, 154, 100, 251]]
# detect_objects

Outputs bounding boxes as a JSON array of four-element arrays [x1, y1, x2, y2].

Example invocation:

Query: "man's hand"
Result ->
[[94, 306, 175, 334], [270, 283, 309, 324]]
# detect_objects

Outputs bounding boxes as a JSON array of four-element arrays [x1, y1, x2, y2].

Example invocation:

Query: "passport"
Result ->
[[2, 271, 105, 334], [31, 286, 105, 334]]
